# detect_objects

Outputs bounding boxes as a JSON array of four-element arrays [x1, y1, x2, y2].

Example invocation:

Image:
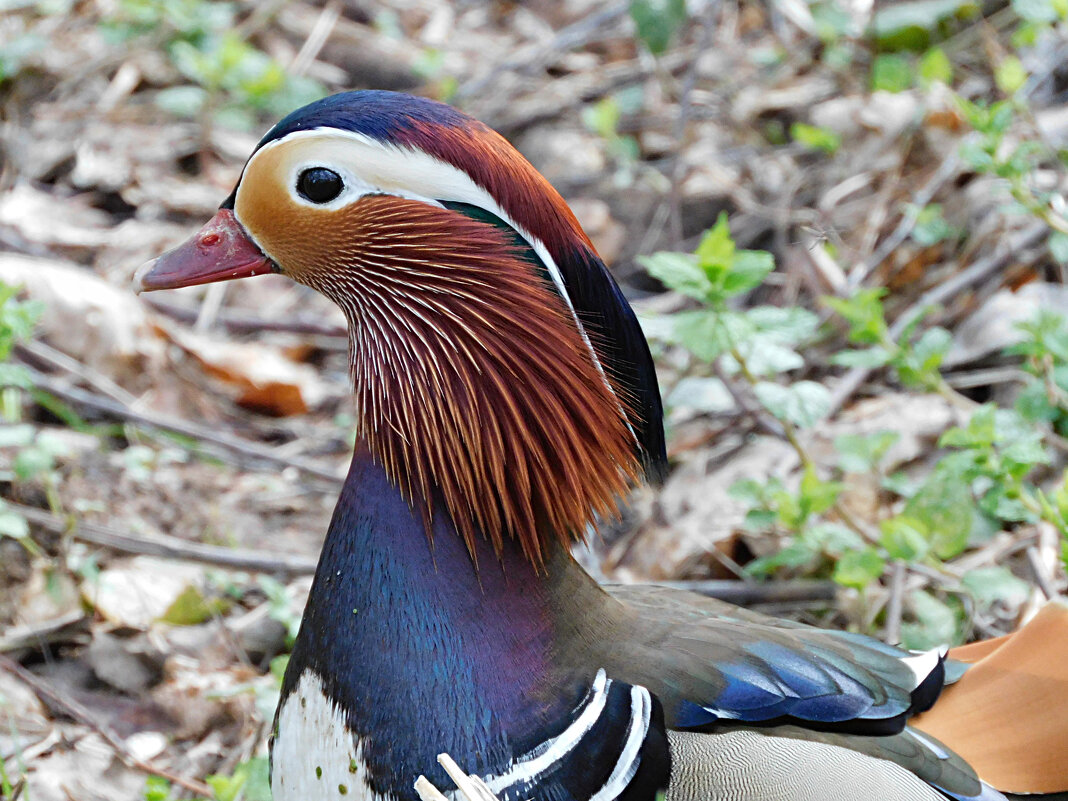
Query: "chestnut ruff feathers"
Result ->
[[244, 193, 639, 565]]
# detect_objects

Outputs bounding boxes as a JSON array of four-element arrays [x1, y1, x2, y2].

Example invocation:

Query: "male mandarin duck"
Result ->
[[135, 91, 1068, 801]]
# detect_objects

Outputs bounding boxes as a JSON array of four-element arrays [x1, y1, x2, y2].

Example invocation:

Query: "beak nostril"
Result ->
[[200, 233, 222, 247]]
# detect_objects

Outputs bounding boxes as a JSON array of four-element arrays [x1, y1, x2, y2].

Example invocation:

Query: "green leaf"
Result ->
[[902, 590, 961, 650], [754, 381, 831, 428], [960, 141, 995, 172], [904, 463, 974, 558], [13, 445, 54, 482], [723, 249, 775, 297], [154, 85, 208, 118], [908, 203, 956, 246], [142, 776, 171, 801], [0, 507, 29, 540], [873, 0, 979, 37], [674, 309, 755, 362], [995, 55, 1028, 94], [1013, 0, 1060, 22], [872, 54, 912, 93], [640, 251, 713, 302], [880, 516, 930, 561], [823, 289, 889, 344], [830, 347, 893, 368], [694, 213, 735, 270], [0, 362, 30, 388], [671, 310, 727, 361], [800, 465, 842, 515], [918, 46, 953, 85], [730, 478, 771, 506], [745, 540, 817, 577], [1001, 431, 1050, 473], [667, 376, 734, 415], [159, 585, 216, 625], [979, 485, 1035, 522], [725, 339, 803, 376], [582, 96, 622, 140], [940, 403, 997, 449], [0, 424, 34, 448], [238, 756, 272, 801], [744, 306, 820, 344], [790, 122, 840, 154], [836, 430, 901, 472], [629, 0, 688, 54], [743, 507, 779, 531], [896, 326, 952, 387], [1050, 231, 1068, 266], [833, 547, 886, 590], [961, 566, 1030, 607], [806, 522, 866, 554]]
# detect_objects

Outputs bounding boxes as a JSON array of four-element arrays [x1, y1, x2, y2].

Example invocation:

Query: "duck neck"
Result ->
[[280, 446, 598, 795]]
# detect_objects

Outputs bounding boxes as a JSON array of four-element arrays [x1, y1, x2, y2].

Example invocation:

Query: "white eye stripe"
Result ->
[[239, 126, 633, 440], [247, 128, 581, 330], [283, 159, 445, 212]]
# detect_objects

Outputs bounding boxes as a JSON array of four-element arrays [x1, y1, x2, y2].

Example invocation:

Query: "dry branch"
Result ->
[[10, 501, 318, 576]]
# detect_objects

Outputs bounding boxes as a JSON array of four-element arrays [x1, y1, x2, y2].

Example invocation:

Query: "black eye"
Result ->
[[297, 168, 343, 203]]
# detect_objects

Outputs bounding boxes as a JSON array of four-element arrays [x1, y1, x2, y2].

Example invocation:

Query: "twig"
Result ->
[[454, 3, 630, 102], [290, 0, 341, 77], [0, 610, 88, 655], [193, 282, 228, 334], [14, 341, 139, 407], [828, 221, 1049, 416], [1026, 546, 1057, 602], [667, 3, 719, 247], [9, 501, 318, 576], [488, 48, 696, 135], [0, 653, 213, 797], [23, 366, 344, 486], [884, 560, 907, 646], [711, 361, 785, 437], [143, 297, 346, 339], [849, 153, 961, 289]]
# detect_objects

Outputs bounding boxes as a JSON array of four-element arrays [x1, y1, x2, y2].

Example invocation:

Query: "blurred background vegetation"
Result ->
[[1, 0, 1068, 798]]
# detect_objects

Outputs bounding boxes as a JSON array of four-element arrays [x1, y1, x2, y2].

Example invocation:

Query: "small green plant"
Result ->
[[629, 0, 688, 55], [582, 95, 642, 184], [0, 282, 43, 406], [102, 0, 324, 130], [142, 756, 271, 801], [790, 122, 841, 155], [259, 574, 301, 648], [643, 213, 1068, 645]]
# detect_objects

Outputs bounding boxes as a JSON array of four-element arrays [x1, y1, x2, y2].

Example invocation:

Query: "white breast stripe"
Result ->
[[483, 669, 611, 793], [589, 685, 651, 801], [901, 647, 946, 688]]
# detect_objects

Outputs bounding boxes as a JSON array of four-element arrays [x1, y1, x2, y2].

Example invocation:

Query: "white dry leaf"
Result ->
[[159, 320, 336, 416], [0, 253, 166, 387], [0, 184, 114, 250], [945, 283, 1068, 367], [89, 556, 206, 629]]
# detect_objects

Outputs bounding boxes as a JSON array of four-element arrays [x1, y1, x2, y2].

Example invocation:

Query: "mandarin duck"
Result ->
[[135, 91, 1068, 801]]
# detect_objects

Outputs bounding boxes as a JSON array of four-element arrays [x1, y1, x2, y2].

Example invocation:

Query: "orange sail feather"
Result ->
[[913, 600, 1068, 794]]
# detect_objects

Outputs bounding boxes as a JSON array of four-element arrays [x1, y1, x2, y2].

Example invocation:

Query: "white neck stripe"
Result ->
[[483, 669, 610, 792]]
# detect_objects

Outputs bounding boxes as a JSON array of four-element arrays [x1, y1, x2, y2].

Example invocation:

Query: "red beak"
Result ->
[[135, 209, 276, 293]]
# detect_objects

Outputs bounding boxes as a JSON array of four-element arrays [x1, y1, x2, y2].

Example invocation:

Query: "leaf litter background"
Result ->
[[1, 0, 1068, 798]]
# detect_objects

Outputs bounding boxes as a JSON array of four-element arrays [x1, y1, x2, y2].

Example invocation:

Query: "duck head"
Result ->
[[137, 90, 665, 566]]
